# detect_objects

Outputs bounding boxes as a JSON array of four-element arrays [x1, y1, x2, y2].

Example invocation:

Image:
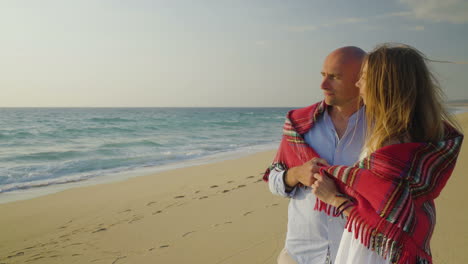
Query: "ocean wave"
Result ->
[[3, 150, 85, 162], [100, 140, 163, 149], [63, 126, 136, 135], [0, 131, 35, 140], [201, 145, 231, 152], [202, 120, 244, 127], [88, 117, 134, 123], [0, 175, 90, 193]]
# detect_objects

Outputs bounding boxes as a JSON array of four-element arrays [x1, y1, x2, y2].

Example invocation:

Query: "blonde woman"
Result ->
[[311, 44, 463, 264]]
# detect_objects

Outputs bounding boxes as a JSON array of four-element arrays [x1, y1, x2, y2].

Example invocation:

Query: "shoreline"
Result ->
[[0, 142, 278, 204]]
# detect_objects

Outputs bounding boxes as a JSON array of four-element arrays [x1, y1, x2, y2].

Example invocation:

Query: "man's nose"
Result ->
[[320, 77, 329, 90]]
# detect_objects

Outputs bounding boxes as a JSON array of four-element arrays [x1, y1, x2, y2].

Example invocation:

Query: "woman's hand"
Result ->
[[311, 173, 340, 206], [286, 157, 329, 187]]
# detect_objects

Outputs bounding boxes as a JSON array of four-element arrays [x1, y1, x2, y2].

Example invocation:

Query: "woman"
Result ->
[[311, 44, 463, 264]]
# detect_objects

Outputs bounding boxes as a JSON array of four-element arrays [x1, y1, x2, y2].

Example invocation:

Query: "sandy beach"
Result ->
[[0, 151, 287, 264], [1, 113, 467, 264]]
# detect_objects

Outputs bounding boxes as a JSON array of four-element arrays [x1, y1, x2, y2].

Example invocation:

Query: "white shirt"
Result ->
[[269, 107, 366, 264]]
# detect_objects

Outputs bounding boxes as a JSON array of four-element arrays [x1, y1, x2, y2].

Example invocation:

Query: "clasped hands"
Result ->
[[285, 157, 339, 205]]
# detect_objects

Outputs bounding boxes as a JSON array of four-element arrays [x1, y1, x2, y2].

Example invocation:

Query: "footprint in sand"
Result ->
[[164, 202, 179, 209], [255, 179, 262, 183], [237, 184, 246, 188], [92, 228, 107, 233], [26, 256, 45, 262], [112, 256, 126, 264], [246, 176, 255, 179], [194, 190, 200, 194], [182, 231, 195, 237], [160, 245, 170, 248], [128, 215, 144, 224], [222, 190, 230, 193], [152, 210, 163, 215], [199, 196, 209, 200], [213, 221, 232, 227], [7, 252, 24, 259], [227, 180, 234, 183], [62, 243, 83, 249], [210, 185, 218, 188], [23, 246, 36, 250], [243, 211, 254, 216], [146, 201, 157, 206], [174, 195, 185, 199]]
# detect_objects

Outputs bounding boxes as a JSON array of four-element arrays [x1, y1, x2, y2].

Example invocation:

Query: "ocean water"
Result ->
[[0, 108, 289, 199]]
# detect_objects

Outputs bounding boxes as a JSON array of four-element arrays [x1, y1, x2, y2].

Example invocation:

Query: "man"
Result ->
[[265, 46, 366, 264]]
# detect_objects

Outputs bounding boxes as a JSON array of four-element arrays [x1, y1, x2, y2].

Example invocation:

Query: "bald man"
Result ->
[[267, 46, 367, 264]]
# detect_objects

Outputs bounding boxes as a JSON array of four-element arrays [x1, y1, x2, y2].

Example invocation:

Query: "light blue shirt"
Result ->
[[269, 106, 366, 264]]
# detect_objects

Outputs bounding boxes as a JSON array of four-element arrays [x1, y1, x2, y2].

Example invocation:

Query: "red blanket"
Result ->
[[264, 101, 464, 264], [263, 101, 325, 182], [319, 124, 463, 263]]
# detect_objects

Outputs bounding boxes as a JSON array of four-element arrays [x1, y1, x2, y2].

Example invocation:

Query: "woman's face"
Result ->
[[356, 62, 367, 104]]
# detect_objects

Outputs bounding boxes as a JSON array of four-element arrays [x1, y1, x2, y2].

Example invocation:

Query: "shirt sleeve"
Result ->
[[268, 169, 297, 198]]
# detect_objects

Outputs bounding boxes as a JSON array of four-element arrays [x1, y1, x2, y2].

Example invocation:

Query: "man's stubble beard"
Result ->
[[324, 96, 337, 106]]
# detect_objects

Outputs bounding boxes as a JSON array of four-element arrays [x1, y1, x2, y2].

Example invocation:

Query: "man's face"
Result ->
[[320, 53, 361, 107]]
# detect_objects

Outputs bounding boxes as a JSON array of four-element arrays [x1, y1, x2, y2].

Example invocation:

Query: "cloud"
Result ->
[[406, 25, 425, 31], [372, 11, 412, 19], [322, 17, 367, 27], [399, 0, 468, 24], [358, 24, 425, 32], [285, 25, 317, 32], [286, 1, 467, 35], [360, 25, 384, 31], [285, 17, 366, 32]]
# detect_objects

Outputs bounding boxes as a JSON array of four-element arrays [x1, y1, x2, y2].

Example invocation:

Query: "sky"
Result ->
[[1, 0, 467, 107]]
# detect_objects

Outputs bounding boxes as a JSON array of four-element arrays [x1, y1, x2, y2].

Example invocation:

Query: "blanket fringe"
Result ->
[[333, 205, 433, 264]]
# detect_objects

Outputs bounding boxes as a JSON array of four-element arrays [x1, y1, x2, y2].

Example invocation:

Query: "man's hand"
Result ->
[[311, 173, 339, 205], [284, 158, 329, 187]]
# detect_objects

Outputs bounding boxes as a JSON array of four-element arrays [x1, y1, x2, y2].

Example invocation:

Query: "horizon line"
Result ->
[[0, 106, 304, 109], [1, 100, 467, 109]]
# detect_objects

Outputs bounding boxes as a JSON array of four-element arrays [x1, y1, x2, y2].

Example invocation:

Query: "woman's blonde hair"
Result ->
[[362, 43, 458, 153]]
